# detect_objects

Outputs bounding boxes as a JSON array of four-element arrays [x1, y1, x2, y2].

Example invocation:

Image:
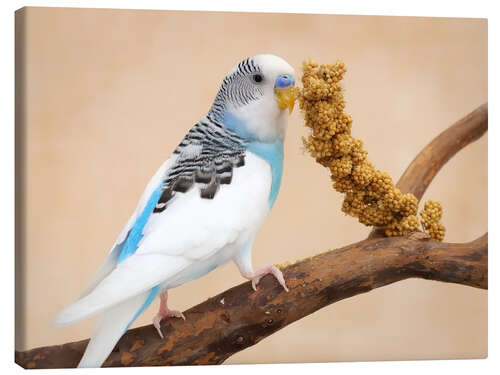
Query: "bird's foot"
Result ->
[[248, 264, 289, 292], [153, 308, 186, 340]]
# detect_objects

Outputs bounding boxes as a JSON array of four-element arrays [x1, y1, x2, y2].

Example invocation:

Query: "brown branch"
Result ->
[[396, 103, 487, 200], [15, 234, 487, 368], [368, 103, 488, 239], [15, 103, 488, 369]]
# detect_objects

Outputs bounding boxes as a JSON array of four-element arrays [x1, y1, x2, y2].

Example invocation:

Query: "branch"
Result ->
[[396, 103, 487, 200], [15, 234, 488, 368], [368, 103, 488, 238], [15, 103, 488, 369]]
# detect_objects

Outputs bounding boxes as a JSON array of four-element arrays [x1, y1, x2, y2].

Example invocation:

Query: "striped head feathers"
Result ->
[[209, 55, 296, 142]]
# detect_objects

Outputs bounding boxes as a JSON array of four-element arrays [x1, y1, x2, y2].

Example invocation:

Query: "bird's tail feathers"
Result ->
[[77, 291, 150, 368]]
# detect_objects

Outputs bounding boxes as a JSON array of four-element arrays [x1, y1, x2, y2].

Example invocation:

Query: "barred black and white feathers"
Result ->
[[153, 118, 246, 213], [209, 57, 264, 123]]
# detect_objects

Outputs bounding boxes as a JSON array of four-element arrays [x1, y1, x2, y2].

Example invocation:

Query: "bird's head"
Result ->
[[208, 54, 296, 142]]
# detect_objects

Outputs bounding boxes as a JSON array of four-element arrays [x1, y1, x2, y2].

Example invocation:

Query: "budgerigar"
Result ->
[[53, 54, 296, 368]]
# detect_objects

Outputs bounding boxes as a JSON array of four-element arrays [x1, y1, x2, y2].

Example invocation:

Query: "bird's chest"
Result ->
[[210, 150, 274, 234]]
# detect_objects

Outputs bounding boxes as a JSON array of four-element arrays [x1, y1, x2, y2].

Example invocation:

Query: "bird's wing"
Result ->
[[79, 157, 177, 297]]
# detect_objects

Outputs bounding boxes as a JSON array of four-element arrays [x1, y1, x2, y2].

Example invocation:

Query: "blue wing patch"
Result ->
[[117, 185, 163, 330], [118, 185, 163, 264]]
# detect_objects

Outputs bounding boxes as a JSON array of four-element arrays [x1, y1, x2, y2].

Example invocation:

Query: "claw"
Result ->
[[248, 265, 289, 292], [152, 289, 185, 340], [173, 311, 186, 321], [153, 315, 164, 339]]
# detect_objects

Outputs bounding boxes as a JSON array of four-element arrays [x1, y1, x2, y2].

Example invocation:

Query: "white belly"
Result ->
[[162, 242, 239, 288]]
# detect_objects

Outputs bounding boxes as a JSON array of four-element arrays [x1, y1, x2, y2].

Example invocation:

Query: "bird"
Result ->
[[53, 54, 296, 368]]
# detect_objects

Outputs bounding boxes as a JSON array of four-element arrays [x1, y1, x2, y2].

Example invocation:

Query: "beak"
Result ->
[[274, 86, 296, 115]]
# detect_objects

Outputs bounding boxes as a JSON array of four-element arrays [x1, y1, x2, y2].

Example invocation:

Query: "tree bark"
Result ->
[[15, 103, 488, 369]]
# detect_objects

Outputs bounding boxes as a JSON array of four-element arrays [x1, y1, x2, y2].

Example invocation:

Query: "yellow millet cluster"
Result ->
[[420, 200, 445, 241], [298, 59, 445, 241]]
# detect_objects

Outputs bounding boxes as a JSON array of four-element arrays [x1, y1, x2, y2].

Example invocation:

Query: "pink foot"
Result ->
[[247, 264, 289, 292], [152, 290, 185, 339]]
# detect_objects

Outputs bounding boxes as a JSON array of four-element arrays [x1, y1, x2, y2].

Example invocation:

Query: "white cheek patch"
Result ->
[[234, 95, 285, 142]]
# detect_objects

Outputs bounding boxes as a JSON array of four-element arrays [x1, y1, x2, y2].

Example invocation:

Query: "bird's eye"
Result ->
[[252, 74, 264, 83]]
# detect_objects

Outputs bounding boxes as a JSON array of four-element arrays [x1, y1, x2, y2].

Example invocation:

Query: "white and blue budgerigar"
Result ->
[[53, 54, 296, 368]]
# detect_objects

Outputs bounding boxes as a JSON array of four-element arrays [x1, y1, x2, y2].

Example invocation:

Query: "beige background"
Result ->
[[16, 7, 487, 364]]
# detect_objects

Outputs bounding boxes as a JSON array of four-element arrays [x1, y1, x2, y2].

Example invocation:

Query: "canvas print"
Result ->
[[14, 7, 487, 369]]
